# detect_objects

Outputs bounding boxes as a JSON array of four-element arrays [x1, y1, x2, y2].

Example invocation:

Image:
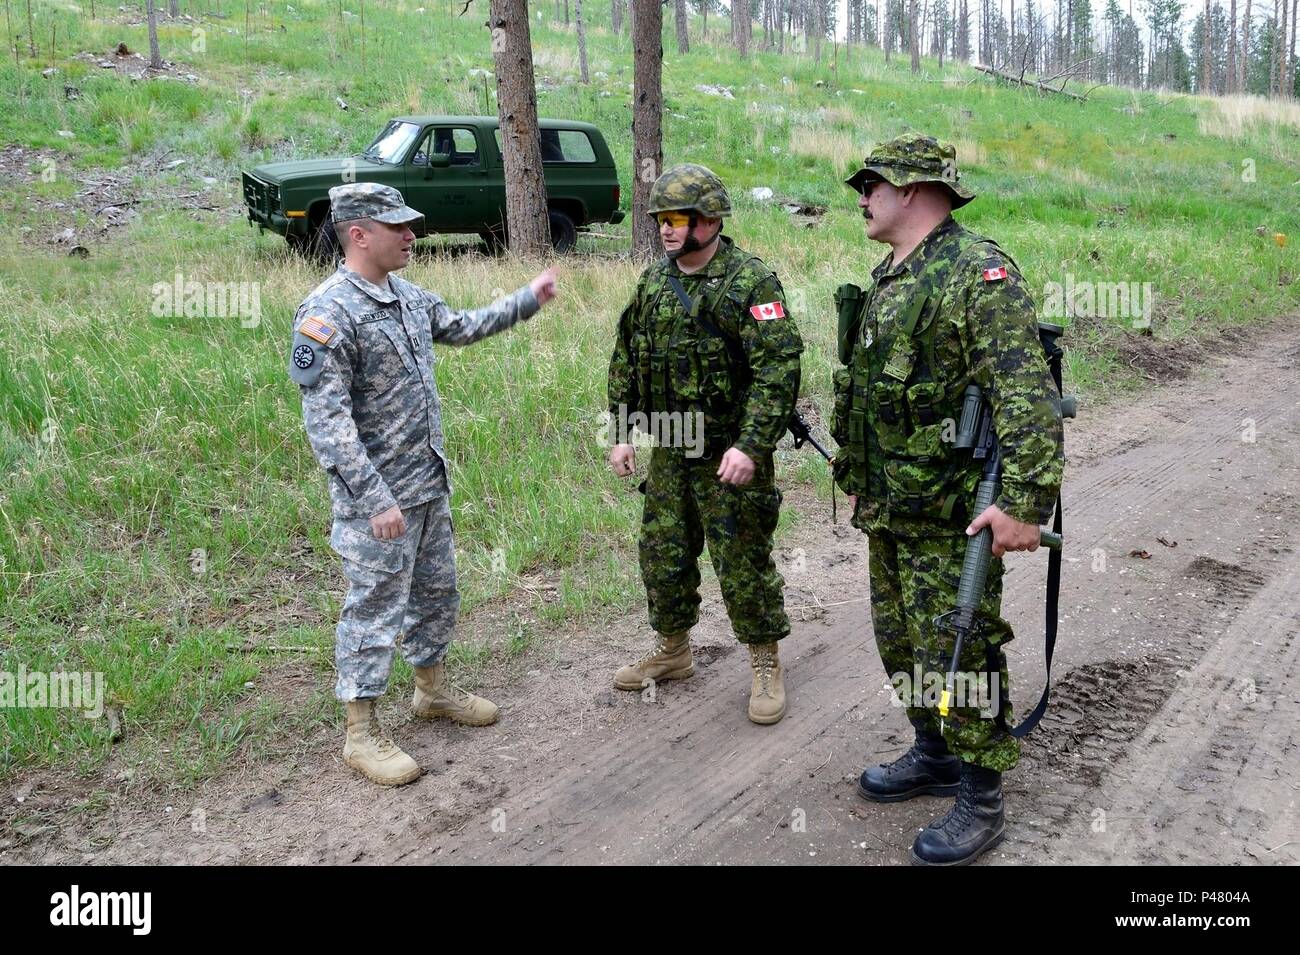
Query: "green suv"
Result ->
[[242, 115, 626, 255]]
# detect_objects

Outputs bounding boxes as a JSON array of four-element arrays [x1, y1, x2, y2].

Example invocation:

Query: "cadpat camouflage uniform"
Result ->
[[833, 136, 1064, 771], [608, 234, 804, 644], [290, 183, 539, 701]]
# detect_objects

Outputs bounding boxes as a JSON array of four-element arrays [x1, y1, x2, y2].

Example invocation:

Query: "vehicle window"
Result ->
[[492, 129, 598, 164], [362, 121, 422, 164], [553, 130, 597, 163], [415, 127, 480, 167]]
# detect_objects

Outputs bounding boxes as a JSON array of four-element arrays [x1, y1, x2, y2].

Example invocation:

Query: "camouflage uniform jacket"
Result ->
[[837, 216, 1063, 535], [290, 264, 539, 520], [607, 235, 804, 459]]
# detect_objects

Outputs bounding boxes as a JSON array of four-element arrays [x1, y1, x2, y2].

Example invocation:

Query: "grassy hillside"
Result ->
[[1, 0, 1297, 783]]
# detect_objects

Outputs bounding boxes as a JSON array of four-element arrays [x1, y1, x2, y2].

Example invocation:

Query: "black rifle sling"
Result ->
[[994, 354, 1065, 739]]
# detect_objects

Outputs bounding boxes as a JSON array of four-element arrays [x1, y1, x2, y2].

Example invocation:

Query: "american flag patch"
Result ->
[[749, 301, 786, 321], [982, 266, 1008, 282], [299, 315, 337, 345]]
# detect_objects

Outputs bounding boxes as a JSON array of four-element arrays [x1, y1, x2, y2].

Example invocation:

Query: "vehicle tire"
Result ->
[[548, 209, 577, 253], [479, 225, 507, 256], [310, 216, 341, 265]]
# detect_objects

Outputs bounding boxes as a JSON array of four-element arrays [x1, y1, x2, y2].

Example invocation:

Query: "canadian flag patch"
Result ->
[[982, 266, 1008, 282], [749, 301, 786, 321]]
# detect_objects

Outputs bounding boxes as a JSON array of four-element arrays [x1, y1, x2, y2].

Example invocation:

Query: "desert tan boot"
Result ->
[[747, 642, 786, 725], [613, 630, 694, 691], [412, 661, 500, 726], [343, 699, 421, 786]]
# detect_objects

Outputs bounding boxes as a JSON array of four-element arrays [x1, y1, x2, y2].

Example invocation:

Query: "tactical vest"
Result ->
[[631, 252, 763, 456], [834, 230, 1010, 526]]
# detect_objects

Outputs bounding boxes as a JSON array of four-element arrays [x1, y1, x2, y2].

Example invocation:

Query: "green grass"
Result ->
[[1, 1, 1297, 785]]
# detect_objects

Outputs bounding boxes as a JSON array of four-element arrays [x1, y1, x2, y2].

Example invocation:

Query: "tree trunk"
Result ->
[[676, 0, 690, 52], [632, 0, 664, 258], [1243, 0, 1252, 91], [1284, 0, 1294, 96], [910, 0, 920, 70], [146, 0, 163, 69], [733, 0, 749, 56], [1229, 0, 1239, 92], [488, 0, 550, 256], [576, 0, 590, 82], [815, 0, 823, 62], [169, 0, 179, 16], [612, 0, 623, 35]]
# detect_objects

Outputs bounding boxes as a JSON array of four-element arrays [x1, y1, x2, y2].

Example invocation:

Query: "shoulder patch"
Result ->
[[749, 301, 786, 321], [981, 264, 1008, 283], [298, 314, 338, 345]]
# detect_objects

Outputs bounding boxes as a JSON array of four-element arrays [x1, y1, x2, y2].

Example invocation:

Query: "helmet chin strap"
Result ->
[[667, 215, 721, 261]]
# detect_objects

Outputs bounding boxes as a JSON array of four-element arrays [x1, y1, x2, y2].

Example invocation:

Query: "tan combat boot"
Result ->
[[747, 642, 786, 725], [412, 661, 500, 726], [343, 699, 421, 786], [613, 630, 694, 691]]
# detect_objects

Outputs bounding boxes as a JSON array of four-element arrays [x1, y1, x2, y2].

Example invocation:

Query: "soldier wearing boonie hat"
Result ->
[[832, 134, 1064, 864], [288, 181, 558, 786]]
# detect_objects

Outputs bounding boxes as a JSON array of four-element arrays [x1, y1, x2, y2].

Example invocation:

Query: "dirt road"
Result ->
[[5, 323, 1298, 865]]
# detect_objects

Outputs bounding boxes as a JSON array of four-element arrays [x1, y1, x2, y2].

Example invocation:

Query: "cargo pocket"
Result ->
[[330, 518, 406, 575], [871, 379, 909, 455], [830, 367, 852, 447], [882, 457, 957, 521], [737, 482, 782, 543]]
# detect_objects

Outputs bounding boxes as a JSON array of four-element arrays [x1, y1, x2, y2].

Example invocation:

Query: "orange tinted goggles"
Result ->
[[654, 211, 692, 228]]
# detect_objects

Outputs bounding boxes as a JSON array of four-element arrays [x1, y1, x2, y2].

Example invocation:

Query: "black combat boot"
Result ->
[[856, 725, 961, 802], [909, 762, 1005, 866]]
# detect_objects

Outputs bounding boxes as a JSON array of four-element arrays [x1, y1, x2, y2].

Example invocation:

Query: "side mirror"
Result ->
[[430, 153, 451, 168]]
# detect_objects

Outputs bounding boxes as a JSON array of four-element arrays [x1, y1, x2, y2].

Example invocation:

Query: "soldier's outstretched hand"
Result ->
[[966, 504, 1040, 558], [717, 447, 755, 486], [530, 267, 559, 307], [609, 443, 636, 477]]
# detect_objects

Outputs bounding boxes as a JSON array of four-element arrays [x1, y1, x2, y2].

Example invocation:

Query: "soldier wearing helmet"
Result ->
[[606, 163, 804, 724], [832, 133, 1064, 864]]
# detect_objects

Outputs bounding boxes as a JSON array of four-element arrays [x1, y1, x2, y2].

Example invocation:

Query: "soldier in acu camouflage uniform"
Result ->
[[607, 164, 803, 724], [832, 134, 1064, 863], [290, 182, 558, 786]]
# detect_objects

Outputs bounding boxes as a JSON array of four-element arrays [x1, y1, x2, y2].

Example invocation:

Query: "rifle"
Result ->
[[788, 409, 836, 523], [933, 322, 1077, 736]]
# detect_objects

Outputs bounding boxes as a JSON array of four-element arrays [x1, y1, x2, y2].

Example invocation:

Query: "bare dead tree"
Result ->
[[1229, 0, 1238, 92], [576, 0, 590, 82], [488, 0, 551, 255]]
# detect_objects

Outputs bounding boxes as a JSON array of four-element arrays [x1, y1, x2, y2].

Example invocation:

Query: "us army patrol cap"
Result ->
[[328, 182, 424, 225], [844, 132, 976, 208]]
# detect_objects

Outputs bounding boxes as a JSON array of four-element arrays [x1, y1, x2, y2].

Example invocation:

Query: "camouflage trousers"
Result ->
[[330, 496, 460, 701], [639, 446, 790, 644], [867, 529, 1019, 772]]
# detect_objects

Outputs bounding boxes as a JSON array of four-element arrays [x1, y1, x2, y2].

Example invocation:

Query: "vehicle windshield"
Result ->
[[361, 121, 422, 164]]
